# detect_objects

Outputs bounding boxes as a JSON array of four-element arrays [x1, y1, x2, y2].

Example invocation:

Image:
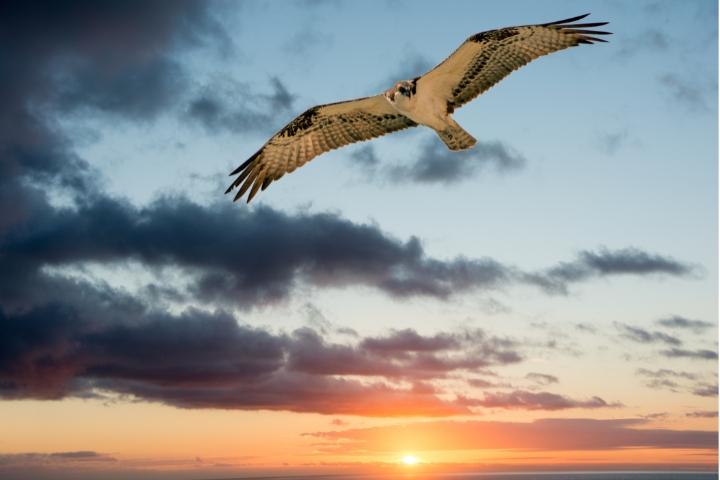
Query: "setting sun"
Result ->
[[402, 455, 421, 465]]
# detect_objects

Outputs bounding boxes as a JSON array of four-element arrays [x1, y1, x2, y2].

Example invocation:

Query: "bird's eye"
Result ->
[[399, 87, 406, 93]]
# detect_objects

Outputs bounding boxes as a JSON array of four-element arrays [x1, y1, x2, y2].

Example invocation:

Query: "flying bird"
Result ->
[[226, 14, 610, 203]]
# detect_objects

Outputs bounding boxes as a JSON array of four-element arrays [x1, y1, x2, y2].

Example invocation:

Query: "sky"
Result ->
[[0, 0, 717, 479]]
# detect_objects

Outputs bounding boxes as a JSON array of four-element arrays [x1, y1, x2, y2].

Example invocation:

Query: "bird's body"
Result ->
[[226, 14, 610, 203]]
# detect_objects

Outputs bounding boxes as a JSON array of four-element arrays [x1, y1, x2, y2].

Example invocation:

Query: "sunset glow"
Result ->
[[0, 1, 717, 479]]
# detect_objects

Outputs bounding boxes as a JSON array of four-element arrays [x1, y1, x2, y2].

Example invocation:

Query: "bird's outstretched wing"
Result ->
[[226, 95, 417, 203], [417, 14, 611, 113]]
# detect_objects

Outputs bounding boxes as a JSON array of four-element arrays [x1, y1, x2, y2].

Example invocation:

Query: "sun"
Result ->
[[401, 455, 420, 465]]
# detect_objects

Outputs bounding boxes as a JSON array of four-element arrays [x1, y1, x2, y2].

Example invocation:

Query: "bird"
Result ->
[[226, 14, 610, 203]]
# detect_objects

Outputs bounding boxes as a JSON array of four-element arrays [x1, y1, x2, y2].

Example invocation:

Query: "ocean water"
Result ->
[[258, 473, 718, 480]]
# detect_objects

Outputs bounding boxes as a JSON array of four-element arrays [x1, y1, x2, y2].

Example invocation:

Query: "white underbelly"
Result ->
[[394, 93, 449, 131]]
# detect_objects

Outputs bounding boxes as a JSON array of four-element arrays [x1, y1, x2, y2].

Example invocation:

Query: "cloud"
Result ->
[[691, 383, 719, 398], [303, 418, 718, 453], [595, 131, 630, 156], [0, 1, 231, 122], [635, 368, 697, 380], [523, 247, 695, 294], [525, 373, 559, 385], [282, 29, 334, 57], [659, 73, 717, 113], [467, 378, 513, 389], [660, 348, 718, 360], [186, 76, 297, 135], [686, 411, 718, 418], [616, 29, 670, 57], [287, 328, 521, 379], [0, 451, 117, 466], [0, 291, 528, 414], [348, 144, 381, 169], [386, 138, 526, 184], [617, 324, 682, 346], [645, 379, 680, 391], [49, 451, 116, 462], [457, 390, 621, 411], [656, 315, 713, 333], [353, 138, 526, 185]]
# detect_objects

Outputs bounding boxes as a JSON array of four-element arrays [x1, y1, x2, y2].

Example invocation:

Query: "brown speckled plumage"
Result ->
[[225, 96, 417, 202]]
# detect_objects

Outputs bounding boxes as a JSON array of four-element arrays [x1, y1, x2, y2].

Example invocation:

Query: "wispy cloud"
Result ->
[[523, 248, 695, 295], [525, 373, 559, 385], [350, 138, 526, 185], [457, 390, 621, 411], [636, 368, 697, 380], [659, 73, 717, 114], [282, 29, 334, 57], [661, 348, 718, 360], [686, 411, 719, 418], [656, 315, 714, 333], [186, 76, 297, 135], [595, 130, 630, 156], [303, 418, 718, 453], [691, 383, 719, 398], [617, 324, 682, 346]]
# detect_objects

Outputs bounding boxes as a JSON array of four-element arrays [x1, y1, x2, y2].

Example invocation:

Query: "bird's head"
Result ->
[[384, 80, 416, 103]]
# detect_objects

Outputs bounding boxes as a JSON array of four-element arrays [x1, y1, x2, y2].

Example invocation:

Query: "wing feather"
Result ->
[[418, 13, 611, 113], [227, 95, 418, 202]]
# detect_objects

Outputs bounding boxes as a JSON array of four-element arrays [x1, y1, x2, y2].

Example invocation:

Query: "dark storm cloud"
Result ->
[[53, 57, 187, 120], [0, 292, 501, 415], [617, 324, 682, 346], [0, 1, 229, 121], [657, 315, 713, 332], [457, 390, 621, 411], [661, 348, 718, 360], [0, 195, 517, 307], [303, 418, 717, 453]]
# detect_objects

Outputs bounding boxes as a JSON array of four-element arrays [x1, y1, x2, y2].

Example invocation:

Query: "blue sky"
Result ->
[[0, 0, 717, 477]]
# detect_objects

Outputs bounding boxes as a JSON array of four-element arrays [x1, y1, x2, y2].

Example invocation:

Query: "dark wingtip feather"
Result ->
[[581, 36, 610, 43], [543, 13, 590, 26], [229, 148, 262, 176]]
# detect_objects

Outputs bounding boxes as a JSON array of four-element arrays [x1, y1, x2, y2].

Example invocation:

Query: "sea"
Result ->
[[235, 473, 718, 480]]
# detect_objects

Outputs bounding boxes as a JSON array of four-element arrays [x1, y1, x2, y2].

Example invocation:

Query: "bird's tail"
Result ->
[[434, 118, 477, 151]]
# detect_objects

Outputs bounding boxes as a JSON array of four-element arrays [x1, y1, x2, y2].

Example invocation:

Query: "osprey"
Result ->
[[226, 14, 610, 203]]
